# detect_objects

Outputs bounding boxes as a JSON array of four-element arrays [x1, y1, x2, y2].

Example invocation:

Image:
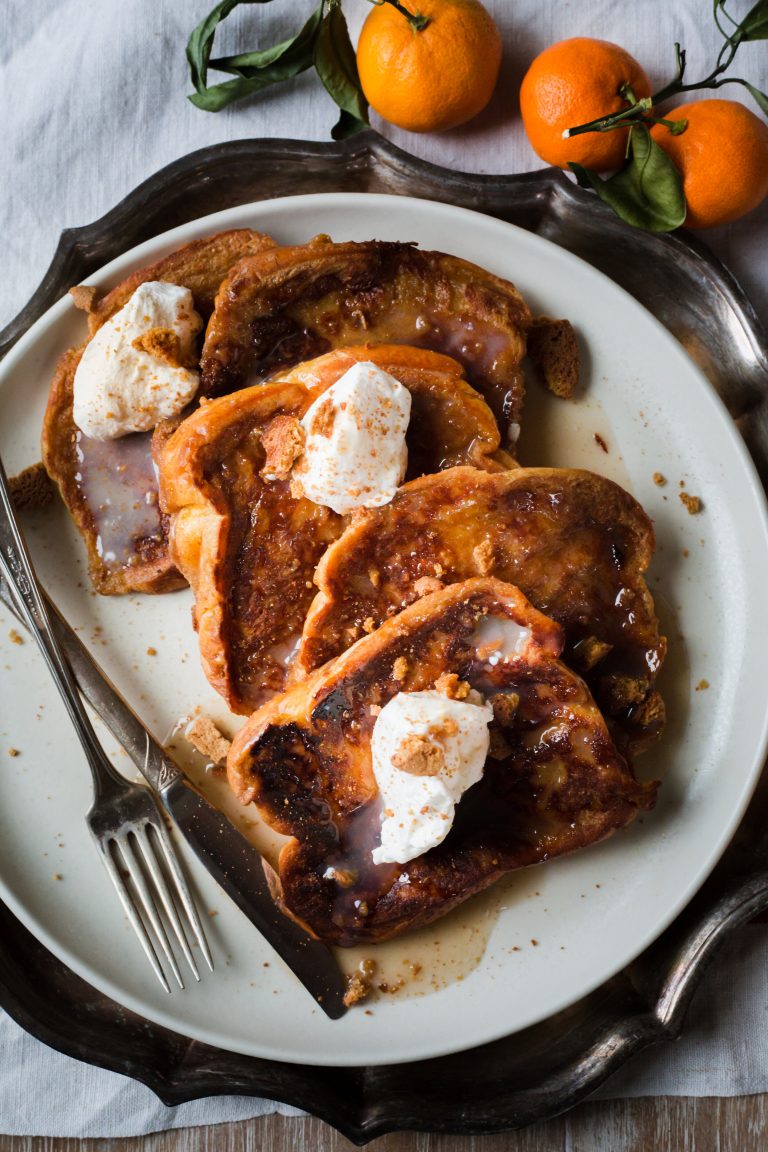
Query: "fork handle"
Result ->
[[0, 457, 127, 800]]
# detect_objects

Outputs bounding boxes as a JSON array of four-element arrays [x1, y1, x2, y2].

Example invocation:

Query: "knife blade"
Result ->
[[0, 575, 348, 1019]]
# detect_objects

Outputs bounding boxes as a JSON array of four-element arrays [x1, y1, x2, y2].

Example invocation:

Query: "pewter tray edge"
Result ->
[[0, 132, 767, 1145]]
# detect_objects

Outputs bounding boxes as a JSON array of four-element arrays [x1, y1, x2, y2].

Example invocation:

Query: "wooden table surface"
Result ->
[[6, 1097, 768, 1151]]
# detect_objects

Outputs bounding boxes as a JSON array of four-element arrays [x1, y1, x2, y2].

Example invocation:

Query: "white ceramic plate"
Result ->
[[1, 194, 767, 1068]]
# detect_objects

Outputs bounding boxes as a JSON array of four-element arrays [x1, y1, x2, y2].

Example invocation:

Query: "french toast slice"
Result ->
[[159, 345, 513, 714], [41, 229, 276, 594], [200, 239, 532, 433], [228, 578, 657, 946], [298, 466, 666, 755]]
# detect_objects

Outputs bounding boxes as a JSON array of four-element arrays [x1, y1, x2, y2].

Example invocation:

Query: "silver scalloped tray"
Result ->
[[1, 132, 767, 1144]]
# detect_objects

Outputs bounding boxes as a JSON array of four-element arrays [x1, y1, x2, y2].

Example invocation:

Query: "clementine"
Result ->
[[650, 99, 768, 229], [520, 37, 651, 170], [357, 0, 502, 133]]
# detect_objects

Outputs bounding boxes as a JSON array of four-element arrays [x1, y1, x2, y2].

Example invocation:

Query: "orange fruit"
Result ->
[[357, 0, 502, 134], [650, 99, 768, 229], [520, 37, 651, 170]]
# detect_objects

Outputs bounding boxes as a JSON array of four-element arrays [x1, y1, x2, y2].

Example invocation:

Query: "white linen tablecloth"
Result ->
[[1, 0, 767, 1137]]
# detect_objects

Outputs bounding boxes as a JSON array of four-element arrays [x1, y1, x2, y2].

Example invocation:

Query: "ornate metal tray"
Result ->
[[1, 133, 767, 1144]]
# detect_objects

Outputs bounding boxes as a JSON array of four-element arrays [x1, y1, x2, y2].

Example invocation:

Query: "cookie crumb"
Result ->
[[392, 656, 409, 681], [343, 958, 377, 1007], [184, 715, 231, 766], [653, 472, 667, 487], [9, 462, 54, 511], [362, 616, 376, 634], [7, 748, 20, 758], [413, 575, 444, 598], [8, 629, 23, 646], [472, 538, 494, 575], [69, 284, 99, 312], [434, 672, 471, 700], [679, 491, 703, 515], [695, 679, 710, 691], [527, 317, 579, 398], [593, 433, 609, 453], [146, 646, 157, 656], [260, 414, 305, 481]]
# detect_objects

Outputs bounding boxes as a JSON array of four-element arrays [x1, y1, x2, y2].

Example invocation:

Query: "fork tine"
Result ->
[[133, 821, 201, 982], [144, 817, 214, 974], [117, 834, 185, 990], [97, 839, 172, 994]]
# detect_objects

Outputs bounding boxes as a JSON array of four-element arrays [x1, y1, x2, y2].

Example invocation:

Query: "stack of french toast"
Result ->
[[42, 228, 665, 949]]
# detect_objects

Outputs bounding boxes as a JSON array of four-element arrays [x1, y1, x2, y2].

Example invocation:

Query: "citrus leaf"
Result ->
[[737, 78, 768, 114], [189, 73, 280, 112], [187, 1, 324, 113], [569, 125, 687, 233], [314, 1, 369, 134], [740, 0, 768, 39], [209, 6, 323, 79], [187, 0, 267, 93], [330, 108, 369, 140]]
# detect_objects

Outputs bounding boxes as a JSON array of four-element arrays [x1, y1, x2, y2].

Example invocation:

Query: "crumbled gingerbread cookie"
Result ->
[[132, 327, 187, 368], [679, 491, 703, 515], [260, 414, 305, 481], [392, 733, 445, 777], [472, 538, 494, 575], [9, 462, 54, 511], [184, 716, 231, 766], [343, 958, 377, 1007], [413, 575, 444, 598], [69, 284, 99, 313], [527, 316, 580, 399], [433, 672, 471, 700]]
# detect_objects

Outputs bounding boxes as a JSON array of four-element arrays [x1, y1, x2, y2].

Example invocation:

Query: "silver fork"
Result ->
[[0, 458, 212, 992]]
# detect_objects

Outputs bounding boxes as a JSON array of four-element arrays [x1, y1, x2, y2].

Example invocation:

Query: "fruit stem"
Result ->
[[372, 0, 430, 31]]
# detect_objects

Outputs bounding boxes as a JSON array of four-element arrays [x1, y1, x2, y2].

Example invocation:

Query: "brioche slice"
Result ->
[[159, 345, 513, 714], [298, 466, 666, 755], [200, 239, 532, 433], [228, 578, 657, 946], [41, 229, 276, 594]]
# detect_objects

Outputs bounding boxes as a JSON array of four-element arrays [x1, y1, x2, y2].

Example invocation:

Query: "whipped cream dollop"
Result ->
[[72, 281, 203, 440], [371, 689, 493, 866], [293, 361, 411, 515]]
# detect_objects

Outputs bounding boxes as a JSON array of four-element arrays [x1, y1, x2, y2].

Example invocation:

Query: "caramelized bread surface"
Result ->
[[160, 346, 511, 713], [41, 229, 276, 594], [228, 579, 657, 946], [299, 466, 666, 754], [200, 240, 532, 431]]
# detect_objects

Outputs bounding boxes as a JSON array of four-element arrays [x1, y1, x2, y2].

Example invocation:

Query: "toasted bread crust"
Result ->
[[229, 578, 657, 945], [298, 465, 666, 754], [41, 229, 276, 594], [200, 240, 531, 431], [160, 345, 513, 713]]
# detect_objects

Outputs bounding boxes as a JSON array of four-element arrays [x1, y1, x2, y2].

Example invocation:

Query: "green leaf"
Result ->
[[189, 73, 280, 112], [209, 6, 324, 79], [331, 108, 370, 140], [314, 1, 369, 133], [186, 0, 264, 94], [730, 77, 768, 115], [186, 1, 324, 113], [740, 0, 768, 39], [569, 124, 687, 233]]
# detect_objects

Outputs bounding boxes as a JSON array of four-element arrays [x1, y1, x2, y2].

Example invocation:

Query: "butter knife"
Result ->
[[0, 574, 348, 1019]]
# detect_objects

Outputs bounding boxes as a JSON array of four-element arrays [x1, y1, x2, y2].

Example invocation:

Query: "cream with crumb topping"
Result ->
[[72, 281, 203, 440], [371, 689, 493, 866], [291, 361, 411, 515]]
